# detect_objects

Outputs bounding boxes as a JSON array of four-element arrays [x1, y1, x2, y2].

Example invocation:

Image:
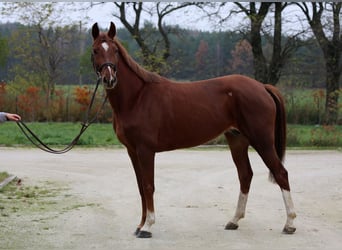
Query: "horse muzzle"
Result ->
[[97, 62, 118, 89], [102, 71, 118, 89]]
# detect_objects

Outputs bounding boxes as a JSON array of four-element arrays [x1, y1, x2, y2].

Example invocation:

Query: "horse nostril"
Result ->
[[103, 77, 109, 84]]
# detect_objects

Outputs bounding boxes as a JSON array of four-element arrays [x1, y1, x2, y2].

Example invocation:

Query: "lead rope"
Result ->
[[16, 77, 108, 154]]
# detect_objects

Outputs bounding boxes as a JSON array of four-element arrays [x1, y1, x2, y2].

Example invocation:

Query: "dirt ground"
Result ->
[[0, 147, 341, 250]]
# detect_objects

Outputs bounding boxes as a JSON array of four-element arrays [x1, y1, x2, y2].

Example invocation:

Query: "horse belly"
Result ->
[[157, 106, 231, 151]]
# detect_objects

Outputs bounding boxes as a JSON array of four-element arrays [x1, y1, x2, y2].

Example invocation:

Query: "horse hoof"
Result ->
[[283, 226, 296, 234], [134, 228, 141, 236], [136, 230, 152, 238], [225, 222, 239, 230]]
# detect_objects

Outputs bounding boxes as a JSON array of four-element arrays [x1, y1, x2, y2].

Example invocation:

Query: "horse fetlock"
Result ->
[[146, 210, 155, 225], [289, 212, 297, 219]]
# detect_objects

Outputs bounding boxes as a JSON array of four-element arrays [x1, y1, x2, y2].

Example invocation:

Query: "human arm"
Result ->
[[0, 112, 21, 122]]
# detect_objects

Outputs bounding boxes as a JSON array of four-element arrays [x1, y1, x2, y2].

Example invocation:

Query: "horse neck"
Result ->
[[107, 58, 144, 113]]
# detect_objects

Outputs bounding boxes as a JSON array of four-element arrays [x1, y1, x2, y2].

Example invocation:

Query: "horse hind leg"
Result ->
[[282, 189, 296, 234], [225, 132, 253, 230], [254, 145, 296, 234]]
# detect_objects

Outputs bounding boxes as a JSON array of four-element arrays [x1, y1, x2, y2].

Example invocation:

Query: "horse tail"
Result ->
[[264, 84, 287, 163]]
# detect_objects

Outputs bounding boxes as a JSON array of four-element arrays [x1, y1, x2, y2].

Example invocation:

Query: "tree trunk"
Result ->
[[248, 2, 271, 84], [297, 2, 342, 124], [235, 2, 299, 86], [324, 53, 341, 124], [268, 2, 282, 85]]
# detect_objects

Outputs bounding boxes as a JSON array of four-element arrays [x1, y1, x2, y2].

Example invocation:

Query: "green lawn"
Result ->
[[0, 122, 341, 149], [0, 122, 120, 147]]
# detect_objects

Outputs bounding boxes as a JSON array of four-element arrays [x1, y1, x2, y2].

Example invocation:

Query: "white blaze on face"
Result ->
[[101, 42, 109, 51]]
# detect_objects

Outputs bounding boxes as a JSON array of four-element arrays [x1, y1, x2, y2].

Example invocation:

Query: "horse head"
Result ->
[[91, 22, 119, 89]]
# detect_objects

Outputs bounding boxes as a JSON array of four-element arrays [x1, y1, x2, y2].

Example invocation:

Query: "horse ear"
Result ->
[[92, 23, 99, 40], [108, 22, 116, 39]]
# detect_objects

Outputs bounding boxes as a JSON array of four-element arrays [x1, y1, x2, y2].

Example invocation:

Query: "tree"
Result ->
[[232, 2, 303, 85], [108, 2, 204, 73], [2, 2, 79, 103], [195, 40, 209, 73], [296, 2, 341, 124], [228, 39, 254, 76], [0, 34, 8, 67]]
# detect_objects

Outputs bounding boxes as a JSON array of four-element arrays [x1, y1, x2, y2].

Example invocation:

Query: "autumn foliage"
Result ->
[[0, 81, 113, 122], [228, 40, 253, 76], [74, 86, 91, 111], [17, 86, 42, 121]]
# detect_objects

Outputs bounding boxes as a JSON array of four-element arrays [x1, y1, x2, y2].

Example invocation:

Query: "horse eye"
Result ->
[[93, 49, 98, 55]]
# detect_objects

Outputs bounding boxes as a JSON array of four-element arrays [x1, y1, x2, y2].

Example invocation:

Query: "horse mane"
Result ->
[[114, 39, 165, 84]]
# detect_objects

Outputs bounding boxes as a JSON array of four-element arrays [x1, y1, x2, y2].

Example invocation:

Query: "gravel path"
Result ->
[[1, 147, 341, 249]]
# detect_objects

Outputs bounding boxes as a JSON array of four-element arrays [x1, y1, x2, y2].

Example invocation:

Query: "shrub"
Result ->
[[310, 125, 342, 147], [17, 86, 43, 121], [284, 88, 326, 125], [74, 86, 91, 110]]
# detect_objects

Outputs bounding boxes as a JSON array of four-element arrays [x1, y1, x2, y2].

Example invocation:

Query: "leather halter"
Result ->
[[91, 51, 117, 77], [97, 62, 117, 76]]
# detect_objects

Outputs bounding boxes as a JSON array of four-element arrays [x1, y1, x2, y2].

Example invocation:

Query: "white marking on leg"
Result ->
[[101, 42, 109, 51], [140, 210, 155, 232], [230, 192, 248, 225], [282, 190, 296, 228]]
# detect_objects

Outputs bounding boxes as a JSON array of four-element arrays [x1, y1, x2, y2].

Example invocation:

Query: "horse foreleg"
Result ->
[[127, 149, 147, 236], [225, 132, 252, 230], [134, 147, 156, 238]]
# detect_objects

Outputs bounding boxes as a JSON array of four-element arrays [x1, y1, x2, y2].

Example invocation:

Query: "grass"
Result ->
[[202, 124, 342, 149], [0, 122, 121, 147], [287, 124, 342, 148], [0, 171, 10, 183], [0, 122, 342, 149]]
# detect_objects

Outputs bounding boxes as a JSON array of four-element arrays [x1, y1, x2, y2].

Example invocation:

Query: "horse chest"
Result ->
[[113, 115, 150, 149]]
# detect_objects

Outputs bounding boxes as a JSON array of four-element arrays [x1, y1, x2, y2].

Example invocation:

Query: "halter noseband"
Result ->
[[96, 62, 117, 76]]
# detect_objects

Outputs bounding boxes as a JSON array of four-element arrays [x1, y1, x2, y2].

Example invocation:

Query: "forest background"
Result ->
[[0, 2, 341, 128]]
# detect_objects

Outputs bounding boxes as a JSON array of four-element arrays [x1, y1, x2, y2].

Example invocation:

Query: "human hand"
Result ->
[[6, 113, 21, 121]]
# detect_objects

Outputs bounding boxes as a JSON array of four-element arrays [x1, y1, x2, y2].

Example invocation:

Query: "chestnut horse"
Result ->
[[91, 22, 296, 238]]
